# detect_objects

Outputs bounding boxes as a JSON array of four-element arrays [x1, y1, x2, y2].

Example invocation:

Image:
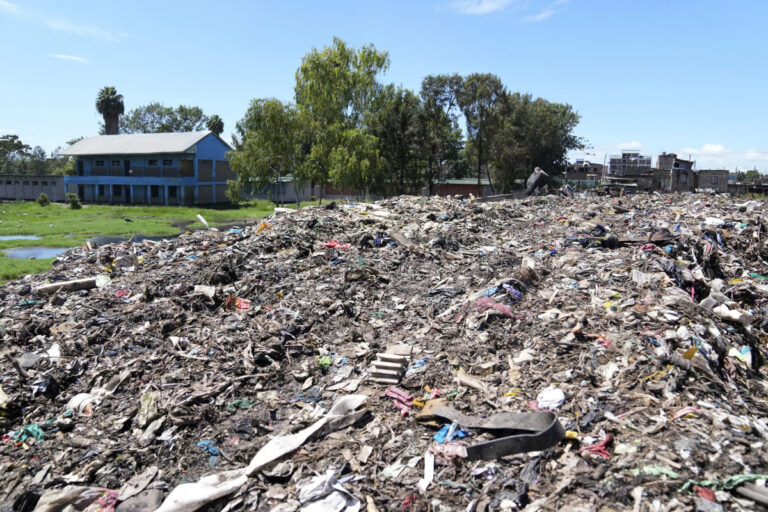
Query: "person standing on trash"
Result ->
[[526, 167, 549, 196]]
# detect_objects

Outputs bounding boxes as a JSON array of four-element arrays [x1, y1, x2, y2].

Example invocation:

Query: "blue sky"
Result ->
[[1, 0, 767, 171]]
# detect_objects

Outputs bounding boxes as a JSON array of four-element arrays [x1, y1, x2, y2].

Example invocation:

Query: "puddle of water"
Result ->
[[0, 235, 42, 241], [5, 247, 68, 259]]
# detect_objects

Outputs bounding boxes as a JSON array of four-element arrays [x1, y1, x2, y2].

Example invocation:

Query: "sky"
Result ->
[[1, 0, 768, 171]]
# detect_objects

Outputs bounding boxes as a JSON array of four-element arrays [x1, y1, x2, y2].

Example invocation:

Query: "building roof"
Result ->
[[440, 178, 492, 186], [60, 131, 230, 156]]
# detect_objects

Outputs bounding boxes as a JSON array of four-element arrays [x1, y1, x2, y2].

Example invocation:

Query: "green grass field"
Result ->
[[0, 199, 320, 283]]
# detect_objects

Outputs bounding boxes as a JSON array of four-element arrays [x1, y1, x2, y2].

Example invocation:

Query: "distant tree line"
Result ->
[[95, 86, 224, 136], [0, 134, 79, 175], [229, 37, 585, 201], [3, 38, 582, 191]]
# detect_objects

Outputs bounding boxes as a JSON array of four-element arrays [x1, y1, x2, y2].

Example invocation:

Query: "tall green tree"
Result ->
[[488, 93, 583, 192], [456, 73, 506, 186], [119, 103, 212, 133], [228, 98, 307, 206], [0, 134, 32, 174], [206, 114, 224, 136], [745, 169, 763, 184], [369, 85, 422, 194], [295, 37, 389, 195], [418, 75, 464, 193], [329, 128, 382, 197], [28, 146, 47, 174], [96, 86, 124, 135]]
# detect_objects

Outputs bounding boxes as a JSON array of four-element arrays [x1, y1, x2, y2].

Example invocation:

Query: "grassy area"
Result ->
[[0, 199, 310, 283], [0, 255, 54, 283]]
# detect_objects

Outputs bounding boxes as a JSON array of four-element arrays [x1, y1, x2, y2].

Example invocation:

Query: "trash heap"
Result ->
[[1, 194, 767, 512]]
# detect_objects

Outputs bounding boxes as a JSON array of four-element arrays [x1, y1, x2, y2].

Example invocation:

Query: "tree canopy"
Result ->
[[118, 103, 216, 134], [228, 37, 585, 199], [206, 115, 224, 136], [295, 37, 390, 194], [0, 134, 78, 175], [96, 86, 124, 135], [228, 98, 308, 205]]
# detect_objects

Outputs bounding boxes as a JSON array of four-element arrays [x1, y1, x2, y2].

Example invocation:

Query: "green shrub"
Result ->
[[225, 179, 243, 207], [36, 193, 50, 206], [65, 193, 82, 209]]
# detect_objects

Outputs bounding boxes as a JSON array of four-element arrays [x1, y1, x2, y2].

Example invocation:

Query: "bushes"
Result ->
[[225, 179, 243, 207], [65, 193, 82, 209], [36, 193, 50, 206]]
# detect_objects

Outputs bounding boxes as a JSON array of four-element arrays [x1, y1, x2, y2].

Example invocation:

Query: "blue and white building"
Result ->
[[61, 131, 234, 205]]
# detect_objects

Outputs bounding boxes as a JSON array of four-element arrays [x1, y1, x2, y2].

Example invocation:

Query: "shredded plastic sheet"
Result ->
[[156, 395, 369, 512]]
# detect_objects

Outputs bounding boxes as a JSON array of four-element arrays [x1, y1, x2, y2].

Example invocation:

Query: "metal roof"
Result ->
[[439, 178, 492, 186], [60, 131, 226, 156]]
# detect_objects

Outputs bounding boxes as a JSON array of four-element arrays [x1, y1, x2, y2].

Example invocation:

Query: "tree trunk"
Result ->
[[477, 137, 482, 187], [105, 115, 119, 135]]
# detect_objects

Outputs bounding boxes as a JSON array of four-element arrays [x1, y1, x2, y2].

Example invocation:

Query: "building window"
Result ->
[[148, 159, 158, 166], [680, 174, 687, 184], [113, 185, 122, 197], [168, 186, 177, 198], [23, 181, 29, 185], [96, 160, 104, 167], [32, 181, 38, 186], [99, 185, 105, 196], [150, 185, 160, 198], [712, 176, 719, 184], [163, 159, 172, 166], [41, 181, 48, 186], [5, 181, 10, 185]]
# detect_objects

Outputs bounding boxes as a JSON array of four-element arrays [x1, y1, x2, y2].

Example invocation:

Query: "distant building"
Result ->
[[60, 131, 234, 205], [654, 152, 695, 192], [565, 160, 604, 184], [696, 169, 729, 192], [657, 152, 694, 172], [653, 168, 695, 192], [0, 175, 65, 201], [433, 178, 493, 197], [608, 152, 652, 176]]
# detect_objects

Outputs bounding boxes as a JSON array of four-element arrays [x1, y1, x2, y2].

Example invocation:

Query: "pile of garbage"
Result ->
[[1, 193, 767, 512]]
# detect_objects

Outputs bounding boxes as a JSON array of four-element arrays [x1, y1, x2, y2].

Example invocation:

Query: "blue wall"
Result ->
[[65, 133, 233, 204], [195, 133, 230, 161]]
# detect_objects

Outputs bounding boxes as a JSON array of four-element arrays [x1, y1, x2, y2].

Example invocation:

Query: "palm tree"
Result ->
[[96, 86, 124, 135], [206, 114, 224, 136]]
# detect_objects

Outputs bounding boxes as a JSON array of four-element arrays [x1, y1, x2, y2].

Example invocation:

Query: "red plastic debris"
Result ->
[[578, 434, 612, 459], [401, 494, 417, 510], [385, 386, 413, 416], [322, 240, 350, 249], [694, 485, 716, 501]]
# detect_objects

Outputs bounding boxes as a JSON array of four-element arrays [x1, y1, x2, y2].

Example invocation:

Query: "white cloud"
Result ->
[[0, 1, 124, 42], [743, 149, 768, 161], [451, 0, 518, 15], [50, 53, 88, 64], [673, 144, 768, 170], [450, 0, 569, 20], [44, 18, 124, 42], [523, 8, 556, 22], [618, 140, 643, 150], [679, 143, 728, 157], [0, 0, 19, 13], [522, 0, 569, 22]]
